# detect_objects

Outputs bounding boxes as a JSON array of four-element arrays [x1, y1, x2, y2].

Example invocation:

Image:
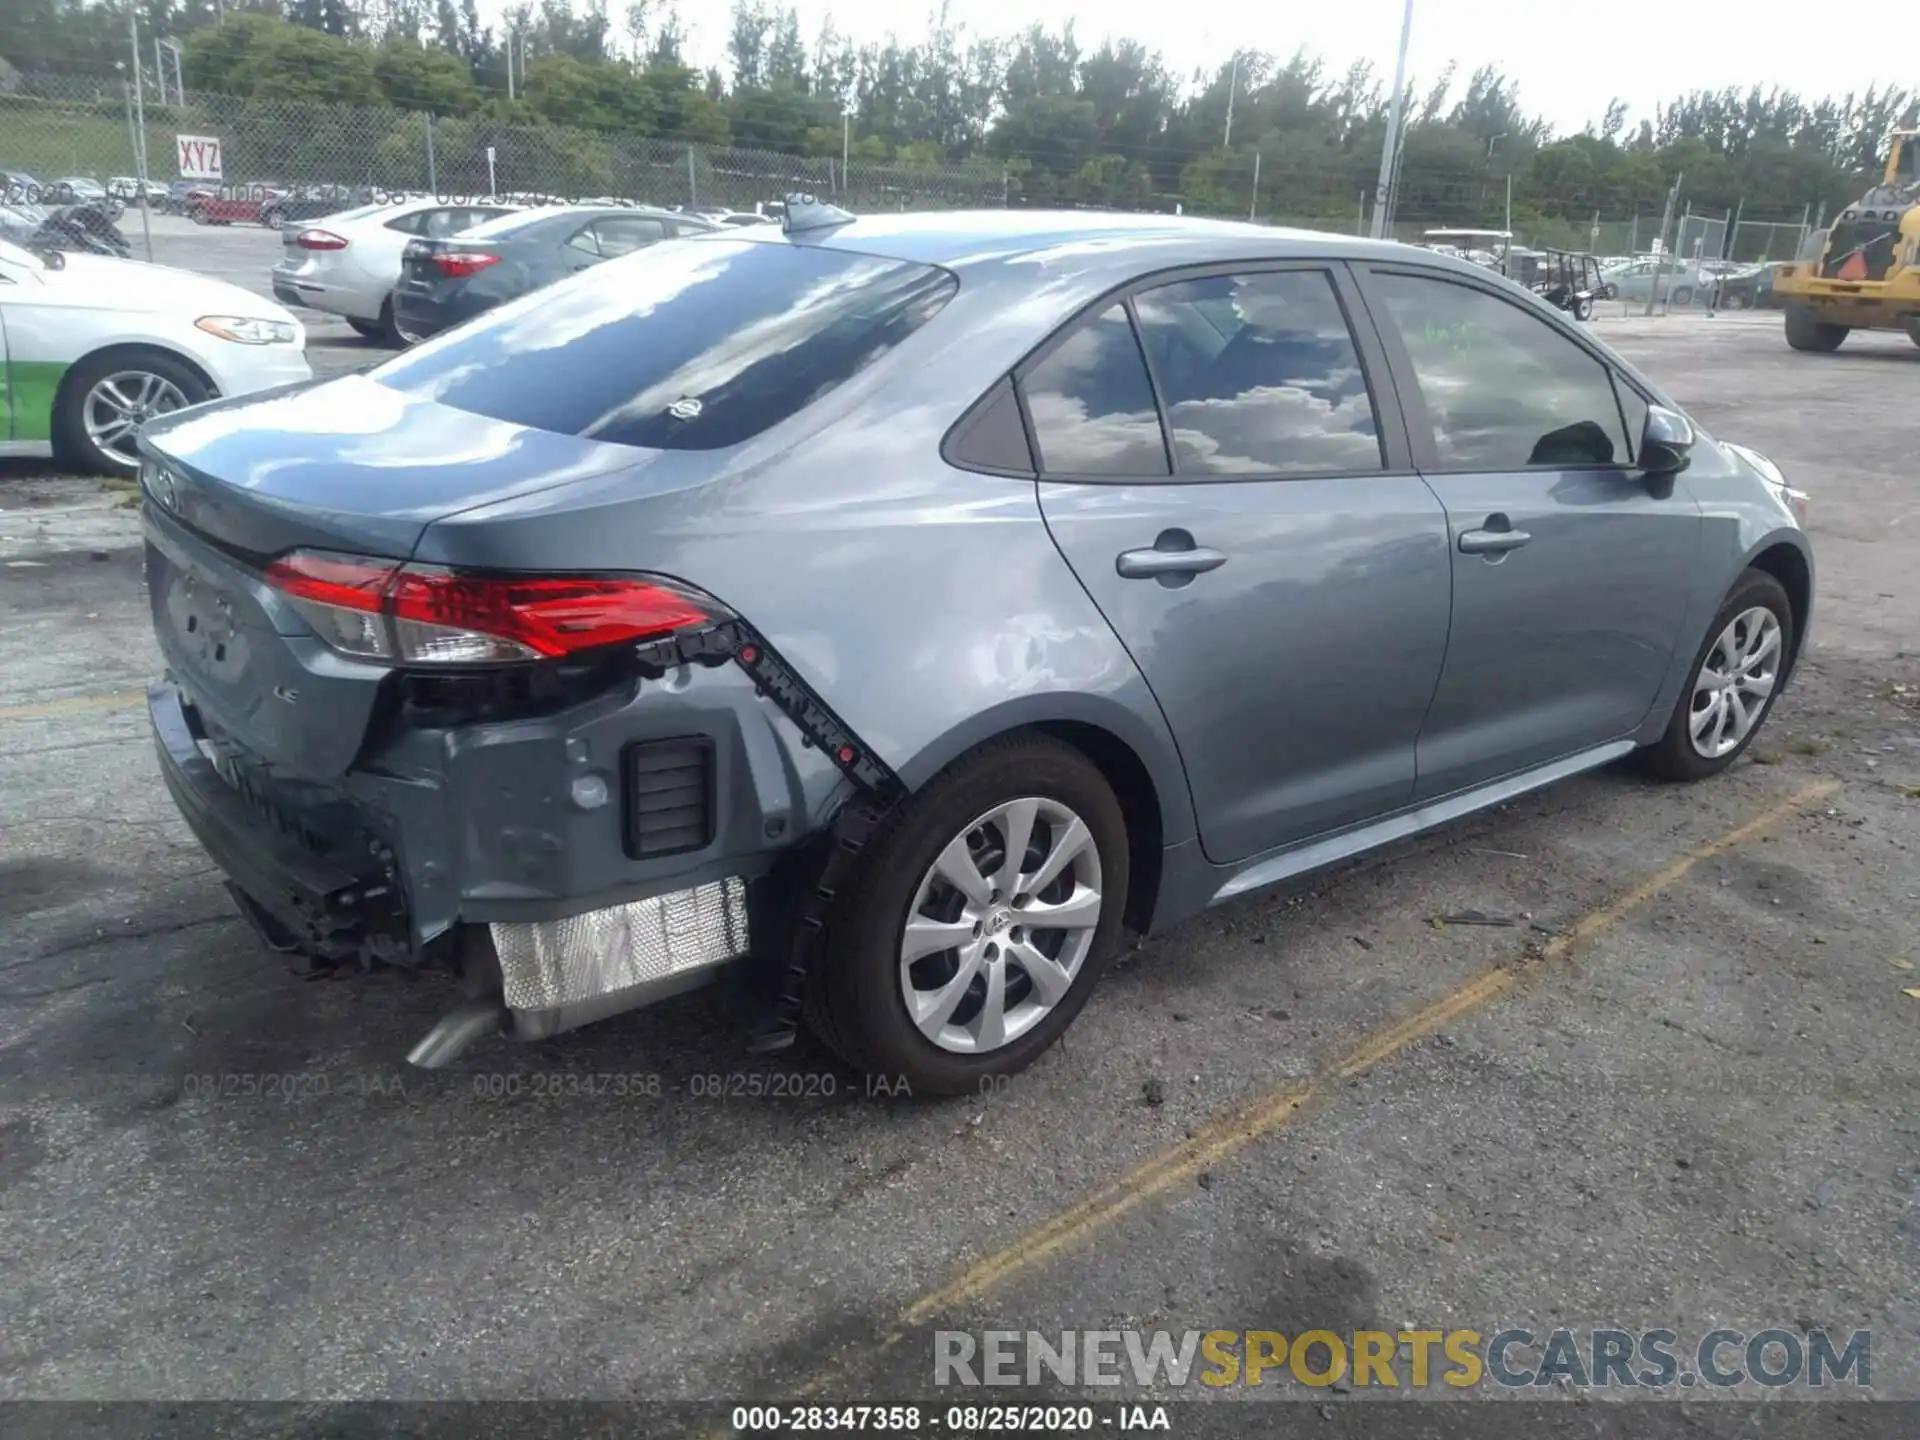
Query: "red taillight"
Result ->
[[296, 228, 348, 250], [262, 551, 720, 666], [432, 251, 500, 278]]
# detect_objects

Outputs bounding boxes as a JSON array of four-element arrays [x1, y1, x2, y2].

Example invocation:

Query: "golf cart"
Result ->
[[1509, 247, 1606, 321]]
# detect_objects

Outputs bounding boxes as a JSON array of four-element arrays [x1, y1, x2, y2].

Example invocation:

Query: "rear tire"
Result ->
[[804, 734, 1130, 1097], [54, 349, 212, 477], [1672, 285, 1694, 306], [375, 295, 408, 347], [346, 317, 384, 340], [1905, 316, 1920, 348], [1785, 305, 1848, 352], [1639, 569, 1794, 782], [1572, 295, 1594, 322]]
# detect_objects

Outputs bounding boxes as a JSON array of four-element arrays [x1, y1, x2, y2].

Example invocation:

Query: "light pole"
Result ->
[[1368, 0, 1413, 239], [1223, 53, 1241, 149]]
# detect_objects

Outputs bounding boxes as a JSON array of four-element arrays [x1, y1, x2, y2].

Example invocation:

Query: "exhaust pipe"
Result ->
[[406, 998, 508, 1069], [407, 924, 507, 1069]]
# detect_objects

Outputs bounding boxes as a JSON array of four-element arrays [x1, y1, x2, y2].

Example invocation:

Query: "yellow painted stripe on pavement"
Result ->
[[0, 691, 145, 722], [773, 778, 1839, 1409]]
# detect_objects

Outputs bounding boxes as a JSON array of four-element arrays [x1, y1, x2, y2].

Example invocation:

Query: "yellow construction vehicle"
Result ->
[[1772, 129, 1920, 351]]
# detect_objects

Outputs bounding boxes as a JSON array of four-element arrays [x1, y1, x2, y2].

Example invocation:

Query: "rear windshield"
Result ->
[[370, 238, 957, 450], [459, 209, 579, 240]]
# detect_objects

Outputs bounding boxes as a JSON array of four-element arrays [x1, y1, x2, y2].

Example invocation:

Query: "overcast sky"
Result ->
[[602, 0, 1905, 136]]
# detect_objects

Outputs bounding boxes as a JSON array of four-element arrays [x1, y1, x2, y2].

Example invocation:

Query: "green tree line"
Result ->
[[3, 0, 1913, 224]]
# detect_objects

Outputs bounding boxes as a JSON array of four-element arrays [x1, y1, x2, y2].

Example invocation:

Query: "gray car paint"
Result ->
[[141, 211, 1813, 960]]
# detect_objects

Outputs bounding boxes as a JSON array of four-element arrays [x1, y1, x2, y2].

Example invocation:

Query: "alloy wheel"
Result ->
[[1689, 606, 1782, 758], [83, 371, 190, 468], [899, 796, 1103, 1055]]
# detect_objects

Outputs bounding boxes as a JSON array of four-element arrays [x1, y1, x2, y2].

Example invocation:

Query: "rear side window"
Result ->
[[593, 216, 668, 256], [1019, 304, 1169, 477], [1130, 270, 1383, 475], [372, 240, 957, 450]]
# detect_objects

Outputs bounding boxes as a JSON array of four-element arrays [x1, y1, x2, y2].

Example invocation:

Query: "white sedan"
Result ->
[[0, 238, 311, 475], [270, 196, 519, 343]]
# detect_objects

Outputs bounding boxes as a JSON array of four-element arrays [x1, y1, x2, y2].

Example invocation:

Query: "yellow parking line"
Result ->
[[0, 691, 145, 722], [776, 777, 1839, 1406]]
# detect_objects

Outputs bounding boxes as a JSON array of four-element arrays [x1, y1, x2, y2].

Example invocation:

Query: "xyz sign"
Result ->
[[176, 135, 223, 181]]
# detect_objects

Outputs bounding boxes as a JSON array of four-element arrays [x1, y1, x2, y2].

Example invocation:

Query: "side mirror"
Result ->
[[1640, 404, 1695, 475]]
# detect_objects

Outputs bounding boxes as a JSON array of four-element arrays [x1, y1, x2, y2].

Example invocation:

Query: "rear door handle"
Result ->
[[1116, 538, 1228, 580], [1458, 520, 1532, 555]]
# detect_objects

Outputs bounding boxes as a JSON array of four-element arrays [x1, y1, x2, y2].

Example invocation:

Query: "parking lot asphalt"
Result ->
[[2, 243, 1919, 1421]]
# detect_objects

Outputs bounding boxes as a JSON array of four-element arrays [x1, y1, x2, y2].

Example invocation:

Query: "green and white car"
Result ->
[[0, 238, 311, 474]]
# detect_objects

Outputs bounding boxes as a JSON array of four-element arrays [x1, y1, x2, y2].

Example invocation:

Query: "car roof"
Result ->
[[695, 208, 1485, 282]]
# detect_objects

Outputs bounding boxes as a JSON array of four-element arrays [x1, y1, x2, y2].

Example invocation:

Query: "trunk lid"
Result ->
[[144, 502, 386, 777], [139, 371, 699, 776], [139, 372, 653, 560], [400, 237, 499, 296]]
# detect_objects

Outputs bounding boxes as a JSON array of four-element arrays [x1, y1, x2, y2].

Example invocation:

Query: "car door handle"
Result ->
[[1458, 523, 1532, 555], [1116, 540, 1228, 580]]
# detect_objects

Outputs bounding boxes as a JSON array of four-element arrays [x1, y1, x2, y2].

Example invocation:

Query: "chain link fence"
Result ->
[[0, 71, 1009, 214], [2, 69, 1815, 290]]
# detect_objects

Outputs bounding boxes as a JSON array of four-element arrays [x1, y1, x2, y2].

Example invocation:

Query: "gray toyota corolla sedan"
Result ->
[[138, 202, 1813, 1095]]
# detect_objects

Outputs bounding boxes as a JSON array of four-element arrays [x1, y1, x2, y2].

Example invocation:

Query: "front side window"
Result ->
[[1019, 303, 1169, 477], [1369, 272, 1633, 469], [1130, 270, 1383, 475], [373, 239, 957, 451]]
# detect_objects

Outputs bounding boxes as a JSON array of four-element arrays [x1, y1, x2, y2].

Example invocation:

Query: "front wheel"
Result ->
[[1572, 294, 1595, 322], [1639, 569, 1794, 782], [1785, 305, 1848, 352], [805, 734, 1130, 1096], [1671, 286, 1694, 306], [55, 350, 212, 476]]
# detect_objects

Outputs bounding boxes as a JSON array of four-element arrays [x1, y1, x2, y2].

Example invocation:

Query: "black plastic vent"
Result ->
[[622, 737, 715, 859]]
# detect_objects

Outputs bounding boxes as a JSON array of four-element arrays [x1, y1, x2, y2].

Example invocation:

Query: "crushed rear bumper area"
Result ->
[[151, 681, 410, 965], [149, 629, 871, 1059]]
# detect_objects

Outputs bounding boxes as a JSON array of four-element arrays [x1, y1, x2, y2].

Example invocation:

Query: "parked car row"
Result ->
[[271, 195, 720, 344]]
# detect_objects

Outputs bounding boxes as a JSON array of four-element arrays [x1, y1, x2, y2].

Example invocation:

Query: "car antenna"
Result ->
[[782, 192, 856, 235]]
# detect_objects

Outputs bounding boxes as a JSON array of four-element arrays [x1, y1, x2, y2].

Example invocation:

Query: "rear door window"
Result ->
[[592, 216, 667, 256], [1129, 270, 1384, 475], [1018, 303, 1170, 477], [372, 239, 957, 451]]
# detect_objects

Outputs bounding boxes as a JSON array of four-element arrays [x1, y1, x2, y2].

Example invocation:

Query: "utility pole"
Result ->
[[1644, 173, 1680, 317], [842, 108, 852, 175], [126, 15, 153, 261], [1368, 0, 1413, 238], [1223, 53, 1241, 149], [1249, 150, 1260, 221], [1504, 173, 1513, 241]]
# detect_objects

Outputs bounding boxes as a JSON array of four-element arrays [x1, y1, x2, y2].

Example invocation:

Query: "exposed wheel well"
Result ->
[[1031, 719, 1163, 936], [1749, 543, 1811, 673]]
